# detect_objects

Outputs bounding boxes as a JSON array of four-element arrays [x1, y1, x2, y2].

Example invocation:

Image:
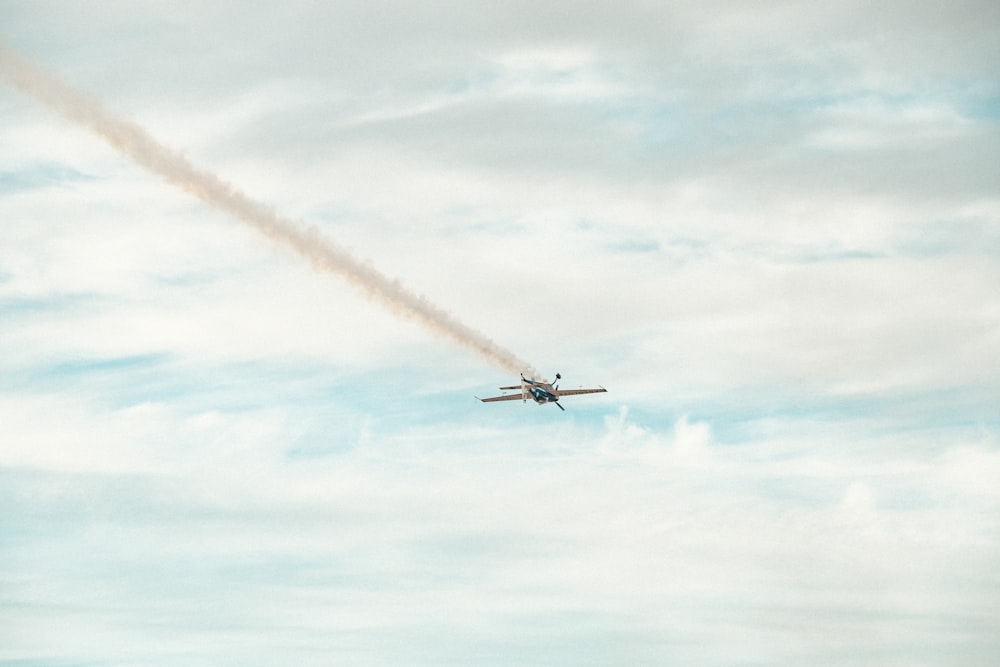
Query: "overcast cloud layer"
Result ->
[[2, 2, 999, 665]]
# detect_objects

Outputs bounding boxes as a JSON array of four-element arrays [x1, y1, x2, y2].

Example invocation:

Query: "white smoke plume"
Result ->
[[0, 41, 531, 375]]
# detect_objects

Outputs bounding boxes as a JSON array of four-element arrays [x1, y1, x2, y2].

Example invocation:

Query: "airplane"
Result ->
[[477, 373, 606, 411]]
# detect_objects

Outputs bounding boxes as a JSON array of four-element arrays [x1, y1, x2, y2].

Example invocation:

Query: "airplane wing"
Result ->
[[552, 387, 607, 397], [479, 394, 525, 403], [498, 385, 521, 390]]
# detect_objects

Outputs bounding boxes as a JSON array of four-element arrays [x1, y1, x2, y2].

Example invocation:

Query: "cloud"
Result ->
[[1, 2, 999, 664], [3, 408, 997, 664], [2, 40, 534, 375]]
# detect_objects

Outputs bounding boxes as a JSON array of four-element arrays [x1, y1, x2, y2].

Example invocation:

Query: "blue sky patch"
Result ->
[[0, 164, 92, 193]]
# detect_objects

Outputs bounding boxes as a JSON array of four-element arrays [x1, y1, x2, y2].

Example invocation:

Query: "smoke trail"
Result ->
[[0, 41, 531, 375]]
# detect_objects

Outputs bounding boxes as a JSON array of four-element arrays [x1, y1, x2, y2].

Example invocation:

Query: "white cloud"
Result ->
[[807, 98, 975, 151], [2, 2, 999, 663], [3, 407, 996, 664]]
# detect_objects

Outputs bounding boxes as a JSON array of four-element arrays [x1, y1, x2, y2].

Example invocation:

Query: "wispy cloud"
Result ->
[[0, 40, 531, 375], [2, 407, 996, 664], [1, 2, 998, 664]]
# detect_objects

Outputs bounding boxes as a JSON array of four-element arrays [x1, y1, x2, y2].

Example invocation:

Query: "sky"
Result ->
[[1, 1, 999, 665]]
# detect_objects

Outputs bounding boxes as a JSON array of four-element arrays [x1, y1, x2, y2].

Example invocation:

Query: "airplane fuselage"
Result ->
[[520, 376, 565, 409], [527, 384, 559, 405]]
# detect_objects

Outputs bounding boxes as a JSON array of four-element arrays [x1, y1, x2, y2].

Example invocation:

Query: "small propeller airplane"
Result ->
[[477, 373, 606, 411]]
